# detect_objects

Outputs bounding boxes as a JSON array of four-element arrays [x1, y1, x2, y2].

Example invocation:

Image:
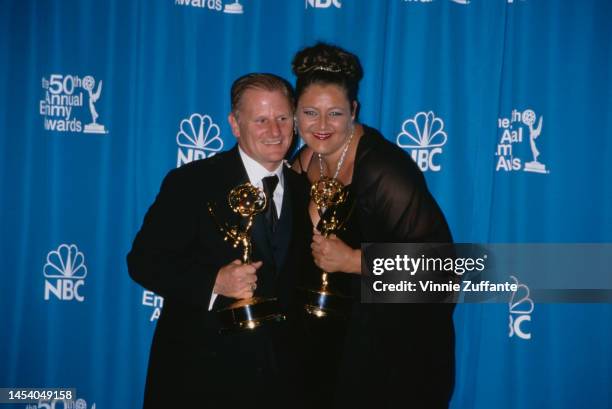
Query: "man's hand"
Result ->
[[213, 260, 262, 299], [311, 229, 361, 274]]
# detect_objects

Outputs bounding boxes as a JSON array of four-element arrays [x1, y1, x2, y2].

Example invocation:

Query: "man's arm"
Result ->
[[127, 167, 264, 309], [127, 168, 220, 308]]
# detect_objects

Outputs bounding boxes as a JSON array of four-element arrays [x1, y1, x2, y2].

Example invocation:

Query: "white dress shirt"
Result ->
[[208, 148, 285, 310]]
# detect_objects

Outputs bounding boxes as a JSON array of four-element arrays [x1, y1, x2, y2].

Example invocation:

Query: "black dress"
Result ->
[[297, 125, 455, 409]]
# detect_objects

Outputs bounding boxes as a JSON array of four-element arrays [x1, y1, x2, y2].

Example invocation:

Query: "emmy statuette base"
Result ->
[[300, 287, 352, 319], [217, 297, 286, 331]]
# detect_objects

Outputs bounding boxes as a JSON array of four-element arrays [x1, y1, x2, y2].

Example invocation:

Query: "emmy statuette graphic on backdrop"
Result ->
[[82, 75, 107, 134], [223, 0, 244, 14], [522, 109, 547, 173], [301, 177, 353, 318], [208, 183, 285, 330]]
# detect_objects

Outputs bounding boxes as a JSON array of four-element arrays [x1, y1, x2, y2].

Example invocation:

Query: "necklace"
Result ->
[[318, 128, 354, 180]]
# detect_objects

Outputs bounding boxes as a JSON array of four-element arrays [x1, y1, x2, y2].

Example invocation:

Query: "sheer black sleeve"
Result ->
[[354, 130, 452, 244]]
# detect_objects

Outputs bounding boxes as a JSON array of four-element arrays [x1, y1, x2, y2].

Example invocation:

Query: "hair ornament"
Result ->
[[299, 64, 342, 74]]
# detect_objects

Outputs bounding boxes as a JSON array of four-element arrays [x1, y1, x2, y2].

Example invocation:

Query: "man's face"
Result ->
[[229, 88, 294, 171]]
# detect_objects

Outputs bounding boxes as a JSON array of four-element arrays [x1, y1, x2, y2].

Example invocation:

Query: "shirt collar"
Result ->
[[238, 146, 284, 188]]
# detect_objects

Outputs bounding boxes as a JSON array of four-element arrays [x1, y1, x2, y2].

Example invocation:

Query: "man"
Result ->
[[127, 73, 310, 409]]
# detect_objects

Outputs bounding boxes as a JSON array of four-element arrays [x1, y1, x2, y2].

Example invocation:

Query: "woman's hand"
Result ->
[[311, 229, 361, 274]]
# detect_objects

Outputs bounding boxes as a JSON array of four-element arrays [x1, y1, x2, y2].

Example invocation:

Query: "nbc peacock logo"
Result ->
[[508, 275, 534, 340], [43, 244, 88, 302], [176, 113, 224, 167], [305, 0, 341, 8], [396, 111, 448, 172]]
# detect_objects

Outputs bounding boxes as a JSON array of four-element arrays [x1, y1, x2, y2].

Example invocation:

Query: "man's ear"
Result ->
[[228, 112, 240, 138]]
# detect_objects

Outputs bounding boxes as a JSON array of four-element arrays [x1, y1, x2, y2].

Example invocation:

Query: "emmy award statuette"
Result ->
[[82, 75, 107, 134], [301, 177, 352, 318], [522, 110, 548, 174], [208, 183, 286, 330]]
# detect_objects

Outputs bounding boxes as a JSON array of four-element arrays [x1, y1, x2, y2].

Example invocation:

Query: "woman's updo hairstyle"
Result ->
[[292, 42, 364, 106]]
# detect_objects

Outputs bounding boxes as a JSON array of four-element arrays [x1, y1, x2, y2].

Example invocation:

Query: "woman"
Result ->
[[292, 42, 456, 409]]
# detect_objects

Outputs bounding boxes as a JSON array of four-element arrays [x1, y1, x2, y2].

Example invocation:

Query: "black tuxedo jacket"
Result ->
[[127, 147, 311, 409]]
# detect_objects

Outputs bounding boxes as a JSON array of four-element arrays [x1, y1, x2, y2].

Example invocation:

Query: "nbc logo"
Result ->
[[305, 0, 341, 9], [176, 113, 224, 167], [397, 111, 447, 172], [508, 275, 534, 340], [43, 244, 88, 302]]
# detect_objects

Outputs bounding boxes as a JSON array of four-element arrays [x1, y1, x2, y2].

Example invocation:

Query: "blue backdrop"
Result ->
[[1, 0, 611, 408]]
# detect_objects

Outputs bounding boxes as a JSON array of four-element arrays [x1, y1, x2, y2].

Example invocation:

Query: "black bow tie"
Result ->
[[262, 175, 279, 232]]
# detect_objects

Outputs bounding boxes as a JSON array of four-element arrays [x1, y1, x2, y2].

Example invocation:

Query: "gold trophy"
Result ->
[[208, 183, 286, 330], [302, 177, 353, 318]]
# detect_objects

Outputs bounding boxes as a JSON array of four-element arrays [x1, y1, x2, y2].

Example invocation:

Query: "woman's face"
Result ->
[[296, 83, 356, 157]]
